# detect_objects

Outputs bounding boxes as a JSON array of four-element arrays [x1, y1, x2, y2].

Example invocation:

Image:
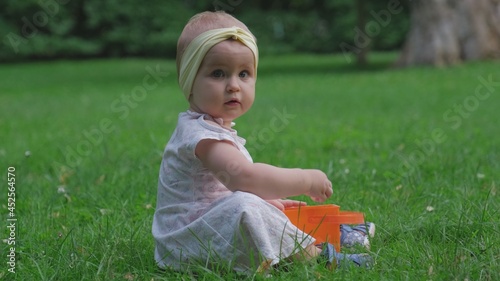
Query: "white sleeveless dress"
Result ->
[[152, 110, 314, 272]]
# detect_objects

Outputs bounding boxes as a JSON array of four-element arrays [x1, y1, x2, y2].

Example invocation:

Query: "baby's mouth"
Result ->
[[225, 99, 240, 105]]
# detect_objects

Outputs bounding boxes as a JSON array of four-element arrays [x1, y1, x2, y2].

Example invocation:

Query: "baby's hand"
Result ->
[[304, 169, 332, 202], [266, 199, 307, 211]]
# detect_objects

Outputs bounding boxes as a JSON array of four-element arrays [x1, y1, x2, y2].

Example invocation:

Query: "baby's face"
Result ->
[[190, 39, 256, 128]]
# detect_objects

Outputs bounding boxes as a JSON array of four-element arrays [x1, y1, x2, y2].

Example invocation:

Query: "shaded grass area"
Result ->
[[0, 54, 499, 280]]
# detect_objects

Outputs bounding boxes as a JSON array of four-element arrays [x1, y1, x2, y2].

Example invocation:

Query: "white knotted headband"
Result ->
[[178, 27, 259, 100]]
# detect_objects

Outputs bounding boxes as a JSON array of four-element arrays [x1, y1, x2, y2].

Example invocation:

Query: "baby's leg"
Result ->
[[317, 243, 373, 269], [340, 222, 376, 249], [290, 242, 322, 261], [207, 191, 316, 271]]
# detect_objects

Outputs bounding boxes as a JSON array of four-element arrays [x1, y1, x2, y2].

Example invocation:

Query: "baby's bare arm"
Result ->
[[196, 139, 332, 201]]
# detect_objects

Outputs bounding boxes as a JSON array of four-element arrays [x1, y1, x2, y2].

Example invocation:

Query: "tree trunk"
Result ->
[[396, 0, 500, 67], [355, 0, 369, 66]]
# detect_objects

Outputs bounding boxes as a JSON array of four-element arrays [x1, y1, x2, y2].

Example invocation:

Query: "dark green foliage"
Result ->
[[0, 0, 193, 61], [0, 0, 410, 62]]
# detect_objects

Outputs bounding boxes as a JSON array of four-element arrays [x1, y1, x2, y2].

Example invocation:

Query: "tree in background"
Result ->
[[235, 0, 409, 64], [0, 0, 410, 62], [397, 0, 500, 67], [0, 0, 194, 61], [336, 0, 410, 65]]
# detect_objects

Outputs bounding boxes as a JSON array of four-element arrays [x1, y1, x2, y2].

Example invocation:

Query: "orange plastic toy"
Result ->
[[283, 204, 365, 252]]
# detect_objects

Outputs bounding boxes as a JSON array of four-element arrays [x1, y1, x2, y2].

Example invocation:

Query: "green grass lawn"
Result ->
[[1, 53, 499, 280]]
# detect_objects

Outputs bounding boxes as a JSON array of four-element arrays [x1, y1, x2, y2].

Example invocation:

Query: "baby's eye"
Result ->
[[239, 71, 249, 78], [212, 70, 224, 78]]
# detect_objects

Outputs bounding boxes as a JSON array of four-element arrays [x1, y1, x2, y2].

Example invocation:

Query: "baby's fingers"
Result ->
[[310, 196, 321, 202], [325, 180, 333, 198], [310, 193, 328, 203], [280, 199, 307, 208]]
